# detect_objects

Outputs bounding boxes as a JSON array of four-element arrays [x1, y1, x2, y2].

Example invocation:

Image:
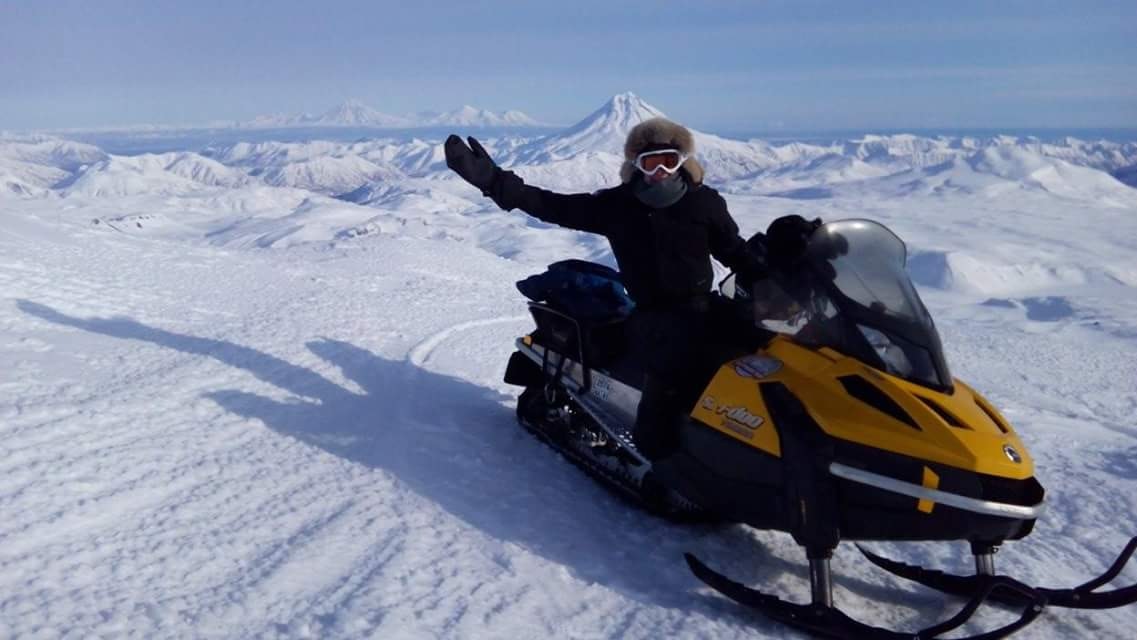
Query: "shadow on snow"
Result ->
[[19, 299, 957, 633]]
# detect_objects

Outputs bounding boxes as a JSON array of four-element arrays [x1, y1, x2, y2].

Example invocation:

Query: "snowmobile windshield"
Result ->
[[752, 219, 953, 392]]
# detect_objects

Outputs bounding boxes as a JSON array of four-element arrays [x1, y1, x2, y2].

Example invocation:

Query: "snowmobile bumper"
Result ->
[[829, 462, 1044, 520]]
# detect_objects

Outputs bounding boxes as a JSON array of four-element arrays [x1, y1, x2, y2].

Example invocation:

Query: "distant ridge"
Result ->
[[417, 105, 544, 127], [240, 100, 545, 130]]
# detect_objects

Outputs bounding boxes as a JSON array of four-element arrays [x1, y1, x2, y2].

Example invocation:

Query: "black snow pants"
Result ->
[[627, 300, 716, 460], [627, 296, 773, 460]]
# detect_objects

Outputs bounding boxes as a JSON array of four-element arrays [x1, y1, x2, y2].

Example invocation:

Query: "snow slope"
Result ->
[[59, 153, 251, 197], [2, 97, 1137, 638]]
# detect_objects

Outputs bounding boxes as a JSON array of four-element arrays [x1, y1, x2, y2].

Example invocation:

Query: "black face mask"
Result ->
[[631, 172, 688, 208]]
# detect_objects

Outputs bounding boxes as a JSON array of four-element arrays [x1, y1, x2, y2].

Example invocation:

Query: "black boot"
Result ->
[[633, 374, 682, 461]]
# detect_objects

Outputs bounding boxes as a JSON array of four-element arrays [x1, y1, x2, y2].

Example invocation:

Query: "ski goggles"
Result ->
[[633, 149, 688, 175]]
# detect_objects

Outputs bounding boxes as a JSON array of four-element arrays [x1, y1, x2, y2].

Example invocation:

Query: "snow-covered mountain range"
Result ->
[[4, 90, 1136, 303], [6, 93, 1135, 204], [414, 105, 542, 128], [239, 99, 544, 130]]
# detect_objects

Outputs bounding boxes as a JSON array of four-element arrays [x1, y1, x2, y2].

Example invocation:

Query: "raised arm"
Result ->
[[444, 135, 608, 234]]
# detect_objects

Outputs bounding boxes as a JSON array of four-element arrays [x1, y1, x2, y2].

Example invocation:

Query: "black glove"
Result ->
[[765, 215, 822, 270], [444, 135, 499, 195]]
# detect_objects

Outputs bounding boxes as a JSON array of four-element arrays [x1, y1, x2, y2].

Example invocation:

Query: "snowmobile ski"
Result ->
[[858, 536, 1137, 610], [686, 552, 1045, 640]]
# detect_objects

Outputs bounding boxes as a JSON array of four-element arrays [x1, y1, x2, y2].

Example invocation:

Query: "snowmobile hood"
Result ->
[[694, 335, 1035, 480]]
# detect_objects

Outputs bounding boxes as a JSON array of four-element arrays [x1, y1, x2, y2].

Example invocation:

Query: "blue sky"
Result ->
[[2, 0, 1134, 132]]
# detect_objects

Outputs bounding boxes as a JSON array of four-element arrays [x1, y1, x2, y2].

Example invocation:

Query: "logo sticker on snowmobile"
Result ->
[[591, 376, 612, 401], [701, 395, 765, 434], [1003, 444, 1022, 463], [733, 356, 783, 379]]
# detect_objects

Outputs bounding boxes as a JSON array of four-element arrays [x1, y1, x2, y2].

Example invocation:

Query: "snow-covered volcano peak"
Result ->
[[322, 99, 374, 118], [500, 110, 541, 126], [509, 92, 667, 163], [563, 92, 666, 140], [453, 105, 486, 118], [608, 91, 661, 116], [311, 100, 411, 128]]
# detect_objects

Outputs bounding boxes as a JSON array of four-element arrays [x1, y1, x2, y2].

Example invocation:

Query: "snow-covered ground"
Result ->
[[2, 95, 1136, 638]]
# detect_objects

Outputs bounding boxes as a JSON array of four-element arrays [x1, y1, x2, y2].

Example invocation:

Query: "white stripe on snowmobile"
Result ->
[[829, 462, 1045, 520]]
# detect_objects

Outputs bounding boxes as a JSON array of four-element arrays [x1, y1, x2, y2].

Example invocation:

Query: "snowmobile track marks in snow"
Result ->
[[408, 316, 528, 367]]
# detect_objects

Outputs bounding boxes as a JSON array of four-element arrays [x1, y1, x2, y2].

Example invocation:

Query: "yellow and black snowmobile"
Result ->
[[503, 219, 1136, 638]]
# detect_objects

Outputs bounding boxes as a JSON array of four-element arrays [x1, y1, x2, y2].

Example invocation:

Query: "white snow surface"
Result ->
[[2, 94, 1137, 639]]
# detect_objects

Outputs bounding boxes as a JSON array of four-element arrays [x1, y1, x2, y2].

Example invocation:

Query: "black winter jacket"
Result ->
[[488, 170, 766, 309]]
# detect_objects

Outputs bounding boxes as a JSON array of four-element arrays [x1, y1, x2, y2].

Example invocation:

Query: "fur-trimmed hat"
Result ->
[[619, 117, 704, 185]]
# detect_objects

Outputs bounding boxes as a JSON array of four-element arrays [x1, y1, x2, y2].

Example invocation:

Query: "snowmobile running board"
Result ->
[[859, 536, 1137, 610], [515, 339, 651, 467], [829, 463, 1045, 519], [685, 553, 1045, 639]]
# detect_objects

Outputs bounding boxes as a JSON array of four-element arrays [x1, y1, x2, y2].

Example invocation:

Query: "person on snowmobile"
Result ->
[[444, 118, 818, 461]]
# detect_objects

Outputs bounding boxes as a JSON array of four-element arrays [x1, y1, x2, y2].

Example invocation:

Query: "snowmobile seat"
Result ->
[[518, 260, 634, 368], [527, 305, 628, 368]]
